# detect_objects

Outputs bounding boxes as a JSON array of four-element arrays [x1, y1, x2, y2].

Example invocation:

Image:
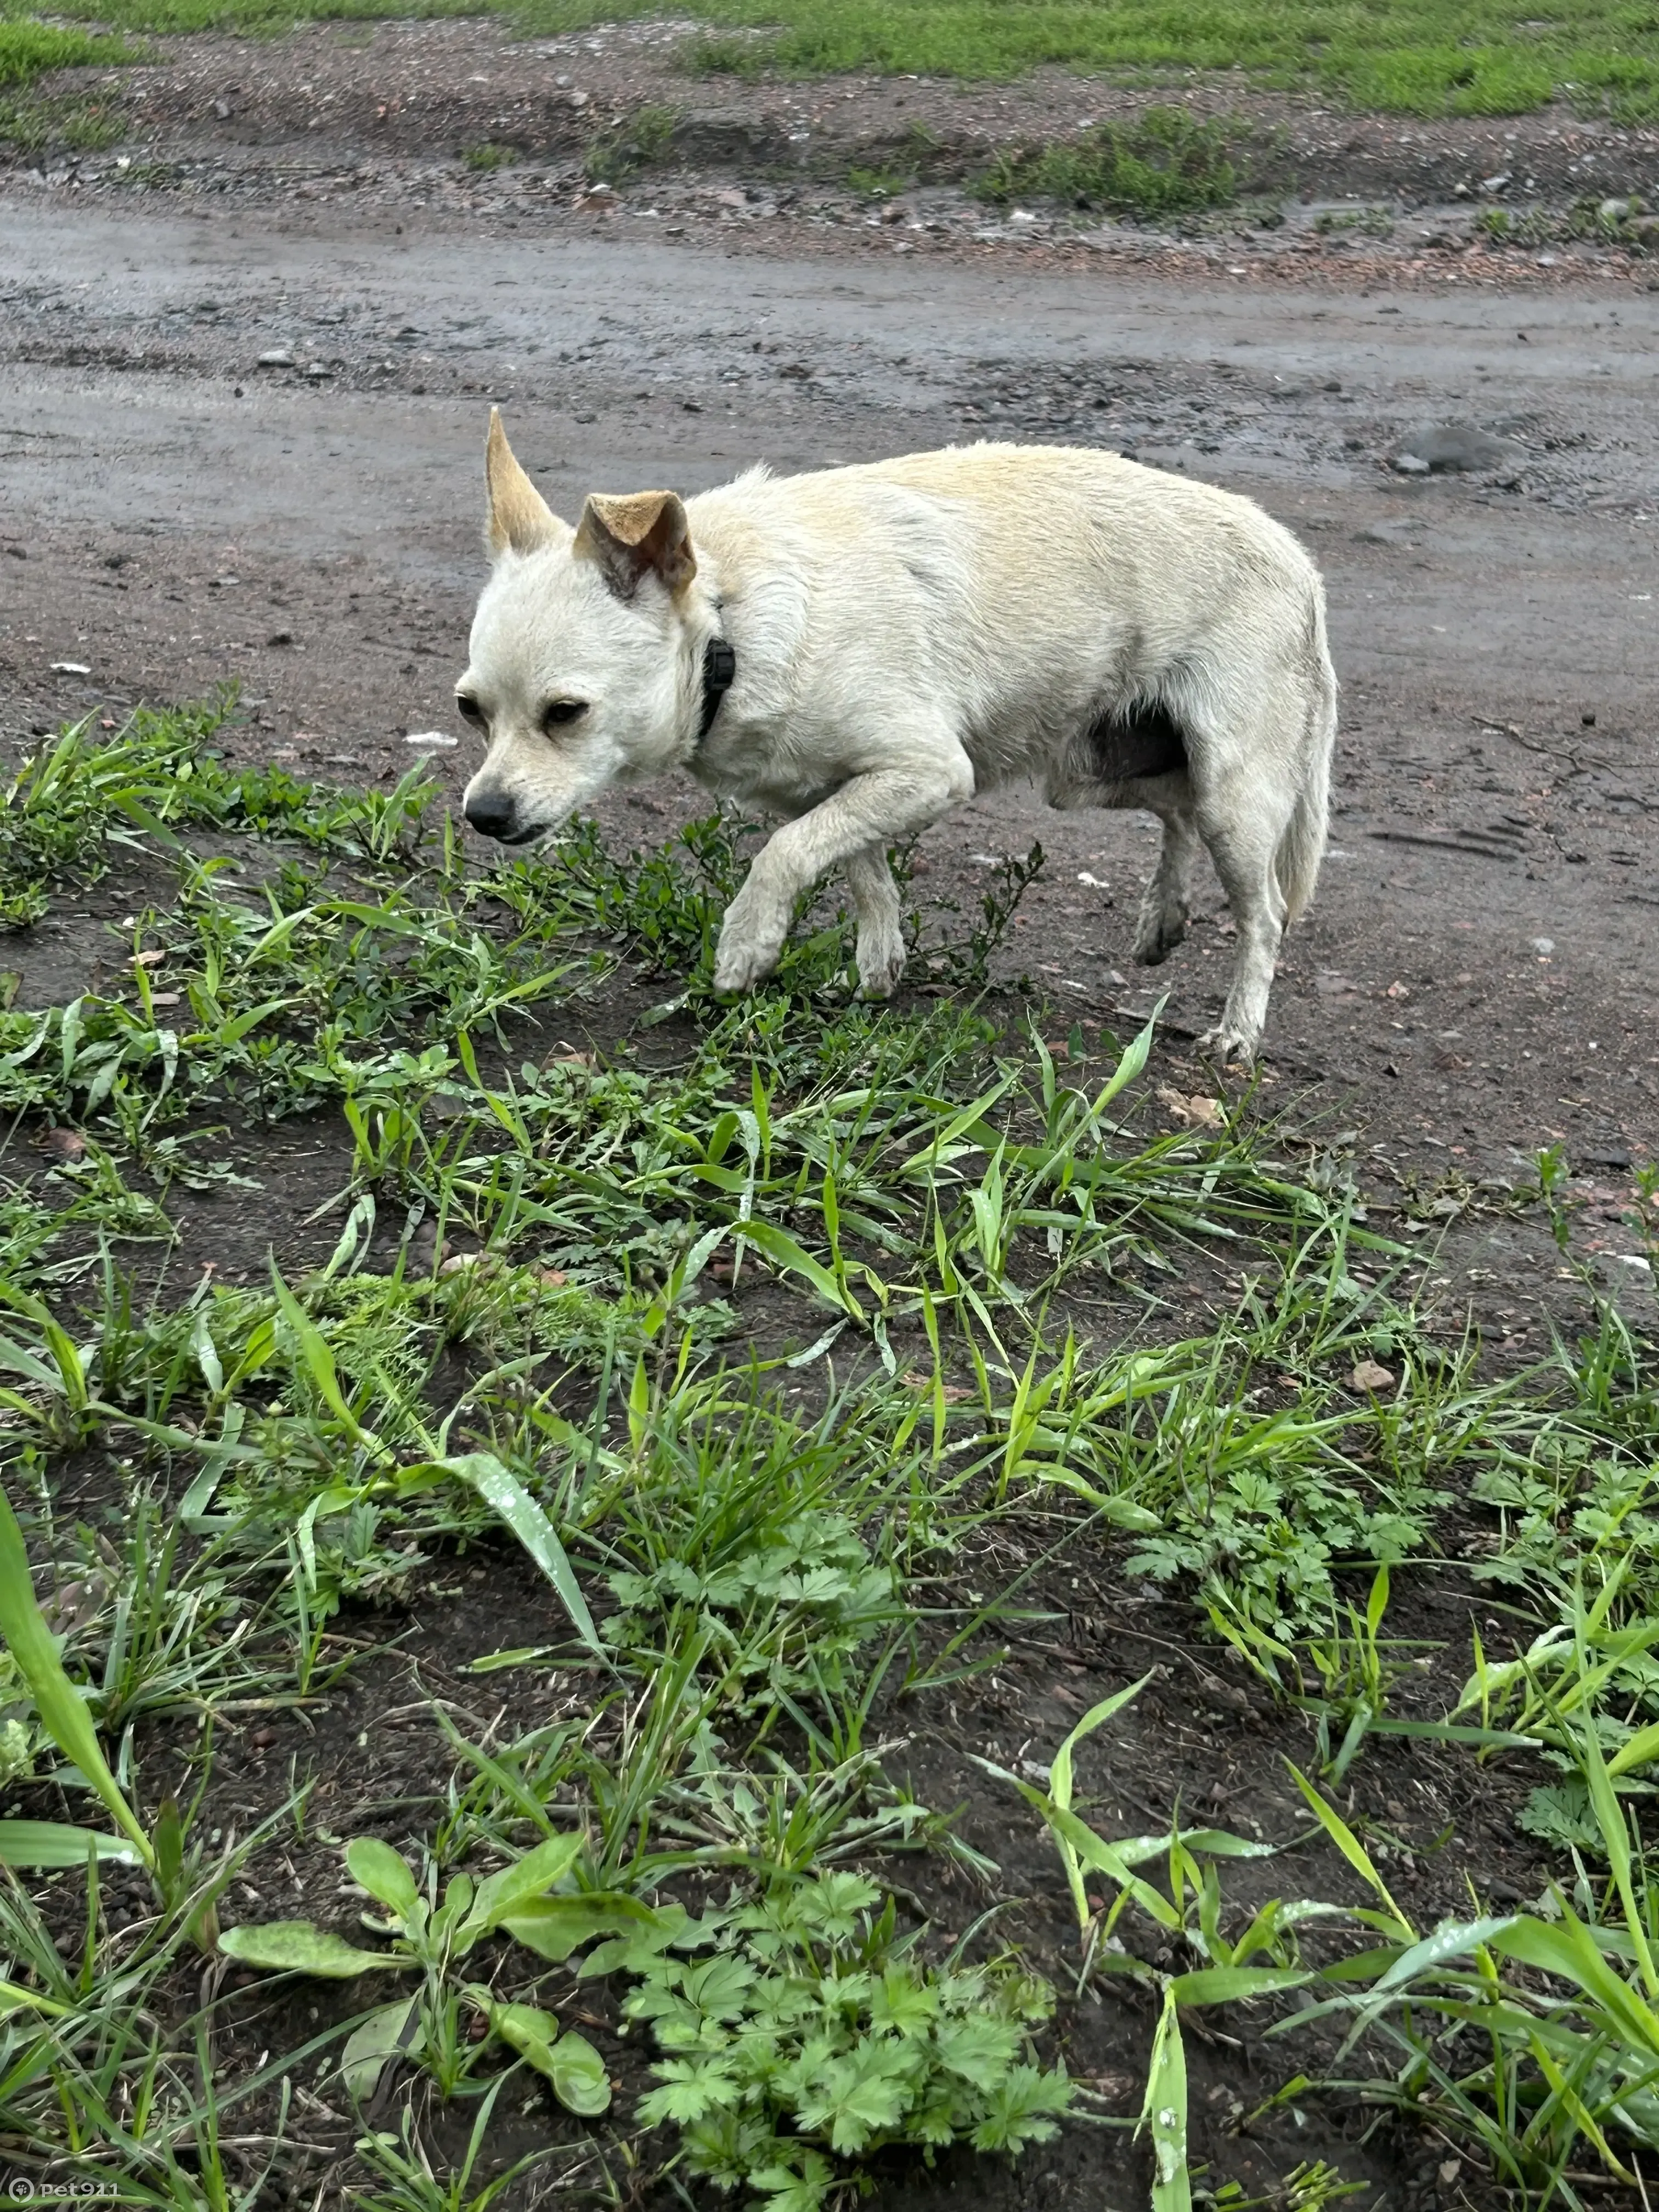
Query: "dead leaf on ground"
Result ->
[[901, 1369, 975, 1401], [1157, 1086, 1225, 1130], [1350, 1359, 1396, 1392]]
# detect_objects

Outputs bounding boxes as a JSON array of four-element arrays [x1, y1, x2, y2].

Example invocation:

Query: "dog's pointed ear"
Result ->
[[574, 490, 696, 599], [485, 408, 562, 558]]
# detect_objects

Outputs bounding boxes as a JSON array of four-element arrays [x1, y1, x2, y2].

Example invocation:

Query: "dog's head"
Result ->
[[457, 411, 700, 845]]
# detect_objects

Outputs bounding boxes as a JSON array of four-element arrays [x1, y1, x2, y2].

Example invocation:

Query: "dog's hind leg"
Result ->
[[1132, 805, 1200, 967], [1194, 792, 1292, 1065], [843, 844, 906, 1000]]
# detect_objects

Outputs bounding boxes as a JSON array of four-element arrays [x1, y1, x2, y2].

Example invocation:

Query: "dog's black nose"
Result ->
[[464, 793, 517, 842]]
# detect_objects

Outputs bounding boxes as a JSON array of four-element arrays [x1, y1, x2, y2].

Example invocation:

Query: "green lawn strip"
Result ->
[[1, 704, 1657, 2202], [4, 0, 1659, 119], [0, 19, 132, 88]]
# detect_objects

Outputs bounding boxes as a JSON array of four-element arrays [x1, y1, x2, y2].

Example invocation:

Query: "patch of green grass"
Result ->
[[847, 161, 912, 199], [0, 703, 1655, 2209], [461, 138, 516, 170], [677, 27, 777, 79], [6, 0, 1659, 117], [0, 19, 131, 91], [975, 104, 1260, 219], [582, 98, 678, 185], [0, 88, 127, 150]]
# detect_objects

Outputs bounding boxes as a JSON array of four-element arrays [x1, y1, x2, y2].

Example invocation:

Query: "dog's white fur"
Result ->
[[459, 414, 1336, 1059]]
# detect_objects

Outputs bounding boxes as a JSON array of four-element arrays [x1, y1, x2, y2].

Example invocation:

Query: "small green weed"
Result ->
[[975, 108, 1261, 222], [1313, 205, 1395, 237], [847, 162, 912, 200], [678, 29, 776, 80], [462, 140, 516, 171], [614, 1872, 1071, 2195], [583, 101, 678, 185]]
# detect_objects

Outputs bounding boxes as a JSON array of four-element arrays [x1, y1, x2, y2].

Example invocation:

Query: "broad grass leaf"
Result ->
[[0, 1977, 71, 2018], [1137, 1984, 1190, 2212], [1166, 1965, 1315, 2006], [431, 1453, 600, 1652], [218, 1920, 404, 1977], [1286, 1761, 1413, 1939], [736, 1218, 862, 1318], [0, 1485, 151, 1867], [0, 1820, 142, 1867], [1372, 1915, 1520, 1994]]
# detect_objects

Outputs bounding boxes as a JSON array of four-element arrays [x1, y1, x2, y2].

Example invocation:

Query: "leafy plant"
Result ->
[[219, 1831, 622, 2109], [599, 1871, 1070, 2205]]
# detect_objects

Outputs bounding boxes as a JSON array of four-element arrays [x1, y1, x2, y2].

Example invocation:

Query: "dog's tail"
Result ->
[[1274, 599, 1337, 924]]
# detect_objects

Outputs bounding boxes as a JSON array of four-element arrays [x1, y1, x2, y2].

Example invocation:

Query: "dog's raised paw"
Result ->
[[712, 932, 783, 995]]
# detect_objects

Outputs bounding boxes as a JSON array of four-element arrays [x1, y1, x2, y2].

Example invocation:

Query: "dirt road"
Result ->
[[2, 161, 1655, 1339]]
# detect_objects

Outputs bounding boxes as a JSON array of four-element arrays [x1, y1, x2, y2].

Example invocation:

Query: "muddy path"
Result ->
[[2, 136, 1656, 1338]]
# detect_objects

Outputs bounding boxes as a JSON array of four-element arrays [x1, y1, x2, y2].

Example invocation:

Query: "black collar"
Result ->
[[698, 636, 736, 745]]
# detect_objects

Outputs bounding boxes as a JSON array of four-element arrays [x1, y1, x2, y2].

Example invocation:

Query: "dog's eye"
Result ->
[[540, 699, 588, 732], [455, 695, 486, 726]]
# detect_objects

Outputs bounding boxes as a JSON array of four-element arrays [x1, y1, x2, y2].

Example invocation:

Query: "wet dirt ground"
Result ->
[[2, 29, 1657, 2208]]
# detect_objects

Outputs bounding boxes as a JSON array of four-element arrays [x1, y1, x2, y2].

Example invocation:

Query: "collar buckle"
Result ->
[[698, 636, 736, 743]]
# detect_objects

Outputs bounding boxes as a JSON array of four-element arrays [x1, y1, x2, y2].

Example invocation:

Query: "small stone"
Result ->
[[256, 348, 293, 368], [305, 362, 329, 379], [1530, 936, 1554, 954], [1350, 1359, 1396, 1392], [49, 660, 92, 674], [405, 729, 458, 748], [1393, 421, 1521, 474]]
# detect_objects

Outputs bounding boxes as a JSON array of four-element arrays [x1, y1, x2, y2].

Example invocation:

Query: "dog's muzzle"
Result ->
[[464, 791, 537, 844]]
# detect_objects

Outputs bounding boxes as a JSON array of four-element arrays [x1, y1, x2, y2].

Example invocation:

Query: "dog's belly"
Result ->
[[1088, 698, 1188, 781], [1041, 696, 1191, 811]]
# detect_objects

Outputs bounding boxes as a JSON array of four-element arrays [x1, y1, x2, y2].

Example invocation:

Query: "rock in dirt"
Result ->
[[1350, 1358, 1396, 1391], [256, 348, 294, 368], [1392, 421, 1521, 473]]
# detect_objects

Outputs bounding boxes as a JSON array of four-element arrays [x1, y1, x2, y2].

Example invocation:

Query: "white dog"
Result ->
[[458, 413, 1335, 1059]]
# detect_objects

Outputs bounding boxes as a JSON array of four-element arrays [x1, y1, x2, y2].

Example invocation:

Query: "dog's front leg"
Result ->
[[842, 845, 905, 999], [713, 757, 970, 994]]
